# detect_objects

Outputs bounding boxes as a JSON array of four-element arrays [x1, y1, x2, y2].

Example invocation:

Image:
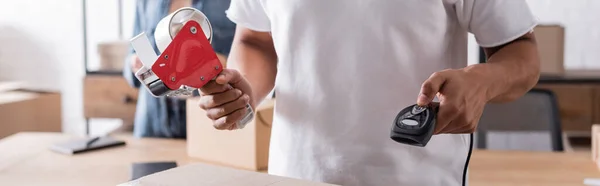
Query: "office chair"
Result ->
[[475, 88, 564, 152]]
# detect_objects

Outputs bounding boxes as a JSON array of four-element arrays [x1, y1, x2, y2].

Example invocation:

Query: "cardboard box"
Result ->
[[593, 125, 600, 161], [534, 25, 566, 75], [186, 98, 275, 171], [97, 41, 129, 71], [118, 163, 338, 186], [83, 75, 138, 125], [0, 89, 62, 139], [592, 124, 600, 171]]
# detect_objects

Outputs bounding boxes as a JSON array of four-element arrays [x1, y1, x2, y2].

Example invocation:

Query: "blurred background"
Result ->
[[0, 0, 600, 137], [1, 0, 600, 185], [0, 0, 598, 137], [0, 0, 137, 137]]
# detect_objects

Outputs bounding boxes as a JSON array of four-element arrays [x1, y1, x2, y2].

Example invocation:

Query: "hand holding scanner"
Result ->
[[390, 103, 439, 147]]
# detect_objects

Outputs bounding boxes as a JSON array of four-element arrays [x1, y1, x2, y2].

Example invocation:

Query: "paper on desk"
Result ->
[[118, 163, 339, 186], [584, 178, 600, 185]]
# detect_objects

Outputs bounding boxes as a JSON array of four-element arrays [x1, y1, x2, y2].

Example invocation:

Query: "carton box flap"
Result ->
[[0, 91, 38, 105], [0, 81, 61, 93], [118, 163, 338, 186], [0, 82, 25, 93]]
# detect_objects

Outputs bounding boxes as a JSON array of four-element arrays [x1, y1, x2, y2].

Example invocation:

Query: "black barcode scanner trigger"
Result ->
[[390, 103, 439, 147]]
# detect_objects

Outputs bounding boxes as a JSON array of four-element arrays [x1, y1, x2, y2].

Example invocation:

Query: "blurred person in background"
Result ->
[[123, 0, 235, 138]]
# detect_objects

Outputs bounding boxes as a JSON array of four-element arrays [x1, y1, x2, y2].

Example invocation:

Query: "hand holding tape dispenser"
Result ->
[[129, 7, 254, 129]]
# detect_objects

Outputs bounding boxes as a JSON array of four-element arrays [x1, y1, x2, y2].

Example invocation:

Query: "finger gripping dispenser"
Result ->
[[129, 7, 254, 129]]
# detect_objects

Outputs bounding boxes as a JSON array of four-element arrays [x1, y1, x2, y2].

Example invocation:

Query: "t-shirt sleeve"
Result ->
[[455, 0, 538, 47], [226, 0, 271, 32]]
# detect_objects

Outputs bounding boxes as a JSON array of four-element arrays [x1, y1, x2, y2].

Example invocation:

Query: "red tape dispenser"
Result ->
[[129, 7, 254, 129]]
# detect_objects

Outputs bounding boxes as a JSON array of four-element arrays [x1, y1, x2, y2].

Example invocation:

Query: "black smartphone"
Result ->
[[131, 162, 178, 180]]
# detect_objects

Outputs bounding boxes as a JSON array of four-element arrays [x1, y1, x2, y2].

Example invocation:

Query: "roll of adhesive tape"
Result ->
[[154, 7, 213, 53]]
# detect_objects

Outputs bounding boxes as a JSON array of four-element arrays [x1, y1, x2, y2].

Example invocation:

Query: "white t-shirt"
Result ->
[[226, 0, 537, 185]]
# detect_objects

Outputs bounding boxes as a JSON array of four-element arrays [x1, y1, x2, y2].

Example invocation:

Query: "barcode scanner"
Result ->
[[390, 103, 439, 147]]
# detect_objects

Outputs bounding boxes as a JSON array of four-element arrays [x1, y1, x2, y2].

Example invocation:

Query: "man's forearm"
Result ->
[[227, 33, 278, 108], [467, 33, 541, 103]]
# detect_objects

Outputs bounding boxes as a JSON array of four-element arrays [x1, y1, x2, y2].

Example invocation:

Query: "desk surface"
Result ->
[[0, 132, 195, 186], [470, 150, 598, 186], [1, 132, 598, 186]]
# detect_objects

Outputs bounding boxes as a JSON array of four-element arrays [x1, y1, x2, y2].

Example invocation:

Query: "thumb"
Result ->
[[215, 69, 242, 86], [417, 72, 447, 106]]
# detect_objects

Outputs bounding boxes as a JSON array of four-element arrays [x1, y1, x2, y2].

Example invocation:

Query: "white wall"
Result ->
[[526, 0, 600, 70], [85, 0, 137, 71], [122, 0, 137, 40], [0, 0, 136, 136], [469, 0, 600, 70], [86, 0, 121, 71], [0, 0, 85, 135], [0, 1, 82, 92]]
